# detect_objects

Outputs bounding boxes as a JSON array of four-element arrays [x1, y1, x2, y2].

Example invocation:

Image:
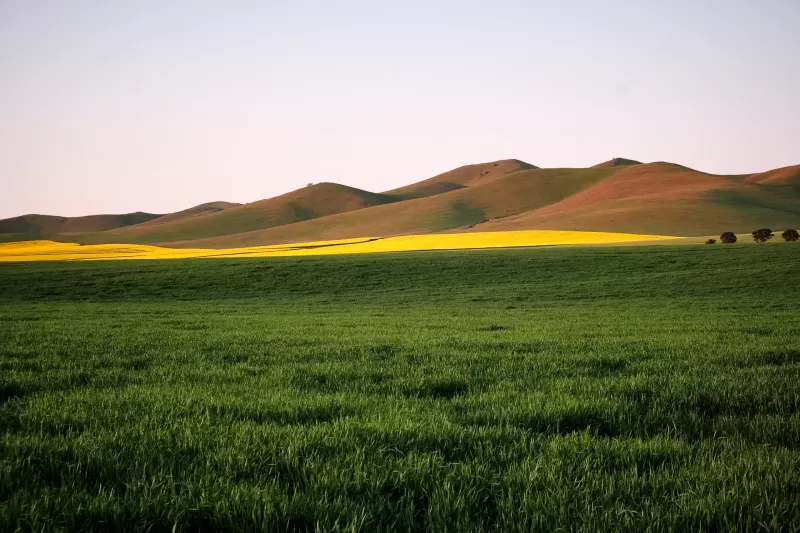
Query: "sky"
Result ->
[[1, 0, 798, 218]]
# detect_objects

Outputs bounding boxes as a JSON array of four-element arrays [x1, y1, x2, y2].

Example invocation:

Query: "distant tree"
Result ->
[[752, 228, 774, 242], [306, 182, 314, 187], [782, 229, 799, 242], [705, 239, 716, 244], [720, 232, 737, 244]]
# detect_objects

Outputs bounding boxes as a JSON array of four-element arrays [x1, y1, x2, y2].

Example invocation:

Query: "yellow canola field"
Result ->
[[0, 230, 682, 262]]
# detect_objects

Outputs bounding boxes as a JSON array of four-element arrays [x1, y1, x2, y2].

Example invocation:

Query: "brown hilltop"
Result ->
[[473, 162, 800, 236], [385, 159, 537, 200], [592, 157, 643, 168], [744, 165, 800, 185]]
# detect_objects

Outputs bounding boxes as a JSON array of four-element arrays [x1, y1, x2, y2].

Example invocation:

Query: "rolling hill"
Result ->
[[132, 201, 241, 226], [744, 165, 800, 185], [592, 157, 642, 168], [0, 212, 161, 236], [175, 166, 616, 247], [166, 161, 800, 248], [473, 162, 800, 236], [385, 159, 537, 200], [74, 183, 397, 244], [2, 158, 798, 248]]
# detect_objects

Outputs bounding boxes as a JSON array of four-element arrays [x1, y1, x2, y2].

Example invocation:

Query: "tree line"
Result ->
[[705, 229, 798, 244]]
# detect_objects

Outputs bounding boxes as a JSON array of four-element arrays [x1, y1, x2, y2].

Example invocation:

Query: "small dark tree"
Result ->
[[752, 228, 774, 242], [782, 229, 799, 242], [720, 232, 737, 243], [705, 239, 716, 244]]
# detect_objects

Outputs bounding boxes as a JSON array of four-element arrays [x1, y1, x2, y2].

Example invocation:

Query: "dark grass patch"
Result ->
[[0, 360, 42, 372], [365, 343, 398, 360], [455, 407, 622, 437], [37, 419, 90, 438], [742, 327, 774, 336], [617, 386, 659, 410], [159, 319, 208, 331], [70, 372, 93, 388], [479, 324, 508, 332], [121, 357, 150, 371], [583, 356, 629, 376], [516, 408, 623, 438], [0, 382, 28, 403], [290, 368, 393, 393], [0, 408, 22, 434], [0, 315, 41, 322], [219, 352, 250, 365], [720, 349, 800, 368], [753, 349, 800, 366], [210, 403, 362, 425], [440, 339, 549, 355], [583, 446, 679, 477], [1, 349, 38, 360], [292, 371, 338, 393], [632, 450, 677, 476], [518, 411, 620, 437], [404, 379, 468, 400]]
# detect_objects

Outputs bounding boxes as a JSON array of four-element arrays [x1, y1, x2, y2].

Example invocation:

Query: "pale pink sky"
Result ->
[[2, 0, 798, 218]]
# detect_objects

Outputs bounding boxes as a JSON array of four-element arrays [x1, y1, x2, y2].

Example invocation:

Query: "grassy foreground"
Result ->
[[1, 244, 799, 531]]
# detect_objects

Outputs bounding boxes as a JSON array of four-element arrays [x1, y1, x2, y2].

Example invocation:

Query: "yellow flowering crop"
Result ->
[[0, 230, 681, 262]]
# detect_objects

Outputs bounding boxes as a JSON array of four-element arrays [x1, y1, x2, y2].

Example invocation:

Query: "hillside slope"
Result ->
[[744, 165, 800, 185], [133, 201, 241, 226], [592, 157, 642, 168], [0, 212, 161, 236], [74, 183, 396, 244], [384, 159, 537, 200], [4, 159, 798, 248], [476, 163, 800, 235], [175, 162, 800, 247], [169, 167, 614, 247]]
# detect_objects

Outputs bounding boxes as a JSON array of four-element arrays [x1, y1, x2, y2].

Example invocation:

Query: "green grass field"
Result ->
[[1, 244, 799, 532]]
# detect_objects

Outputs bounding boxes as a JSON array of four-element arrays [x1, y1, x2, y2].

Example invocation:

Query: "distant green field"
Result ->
[[1, 244, 799, 532]]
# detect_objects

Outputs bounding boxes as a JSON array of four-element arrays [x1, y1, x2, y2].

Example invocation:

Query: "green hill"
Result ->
[[385, 159, 537, 200], [74, 184, 396, 244], [0, 212, 161, 237], [170, 166, 615, 247], [132, 201, 241, 226]]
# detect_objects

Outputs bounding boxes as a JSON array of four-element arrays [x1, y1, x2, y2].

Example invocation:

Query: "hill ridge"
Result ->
[[0, 211, 162, 236], [384, 159, 537, 200], [745, 165, 800, 185], [71, 182, 397, 245], [2, 158, 798, 246], [592, 157, 642, 168], [164, 166, 619, 248]]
